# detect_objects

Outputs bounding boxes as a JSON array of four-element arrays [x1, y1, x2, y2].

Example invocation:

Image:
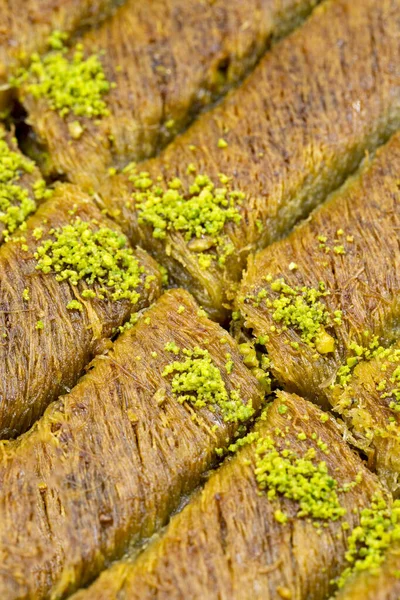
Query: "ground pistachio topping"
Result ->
[[0, 138, 49, 237], [337, 497, 400, 588], [113, 311, 140, 335], [66, 299, 83, 311], [227, 430, 260, 454], [333, 336, 395, 390], [163, 345, 254, 423], [12, 32, 112, 121], [255, 434, 346, 523], [132, 170, 243, 268], [376, 348, 400, 411], [252, 277, 339, 353], [317, 229, 354, 255], [331, 345, 400, 442], [34, 217, 143, 305], [158, 264, 169, 287]]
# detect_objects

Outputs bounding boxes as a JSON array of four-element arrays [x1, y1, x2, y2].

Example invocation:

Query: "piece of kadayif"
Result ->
[[334, 541, 400, 600], [71, 393, 391, 600], [0, 184, 162, 438], [16, 0, 320, 189], [237, 132, 400, 407], [0, 0, 121, 88], [0, 124, 49, 245], [0, 288, 264, 599], [95, 0, 400, 321]]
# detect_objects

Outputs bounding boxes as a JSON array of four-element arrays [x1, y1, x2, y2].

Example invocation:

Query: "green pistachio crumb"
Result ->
[[144, 274, 156, 290], [158, 265, 169, 287], [337, 497, 400, 587], [254, 278, 335, 352], [225, 353, 234, 374], [33, 179, 52, 202], [256, 219, 264, 233], [217, 138, 228, 148], [122, 162, 136, 175], [255, 435, 346, 522], [317, 438, 329, 453], [34, 218, 142, 305], [227, 431, 259, 453], [334, 245, 346, 255], [164, 341, 180, 355], [33, 227, 44, 240], [66, 299, 83, 311], [117, 312, 140, 334], [333, 337, 396, 390], [35, 320, 44, 330], [198, 253, 212, 270], [81, 289, 96, 299], [315, 329, 335, 354], [13, 40, 112, 120], [134, 170, 242, 265], [0, 139, 43, 237], [218, 173, 231, 185], [378, 349, 400, 410], [333, 310, 343, 325], [22, 288, 30, 301], [274, 509, 288, 524], [48, 30, 68, 51], [163, 346, 253, 423]]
